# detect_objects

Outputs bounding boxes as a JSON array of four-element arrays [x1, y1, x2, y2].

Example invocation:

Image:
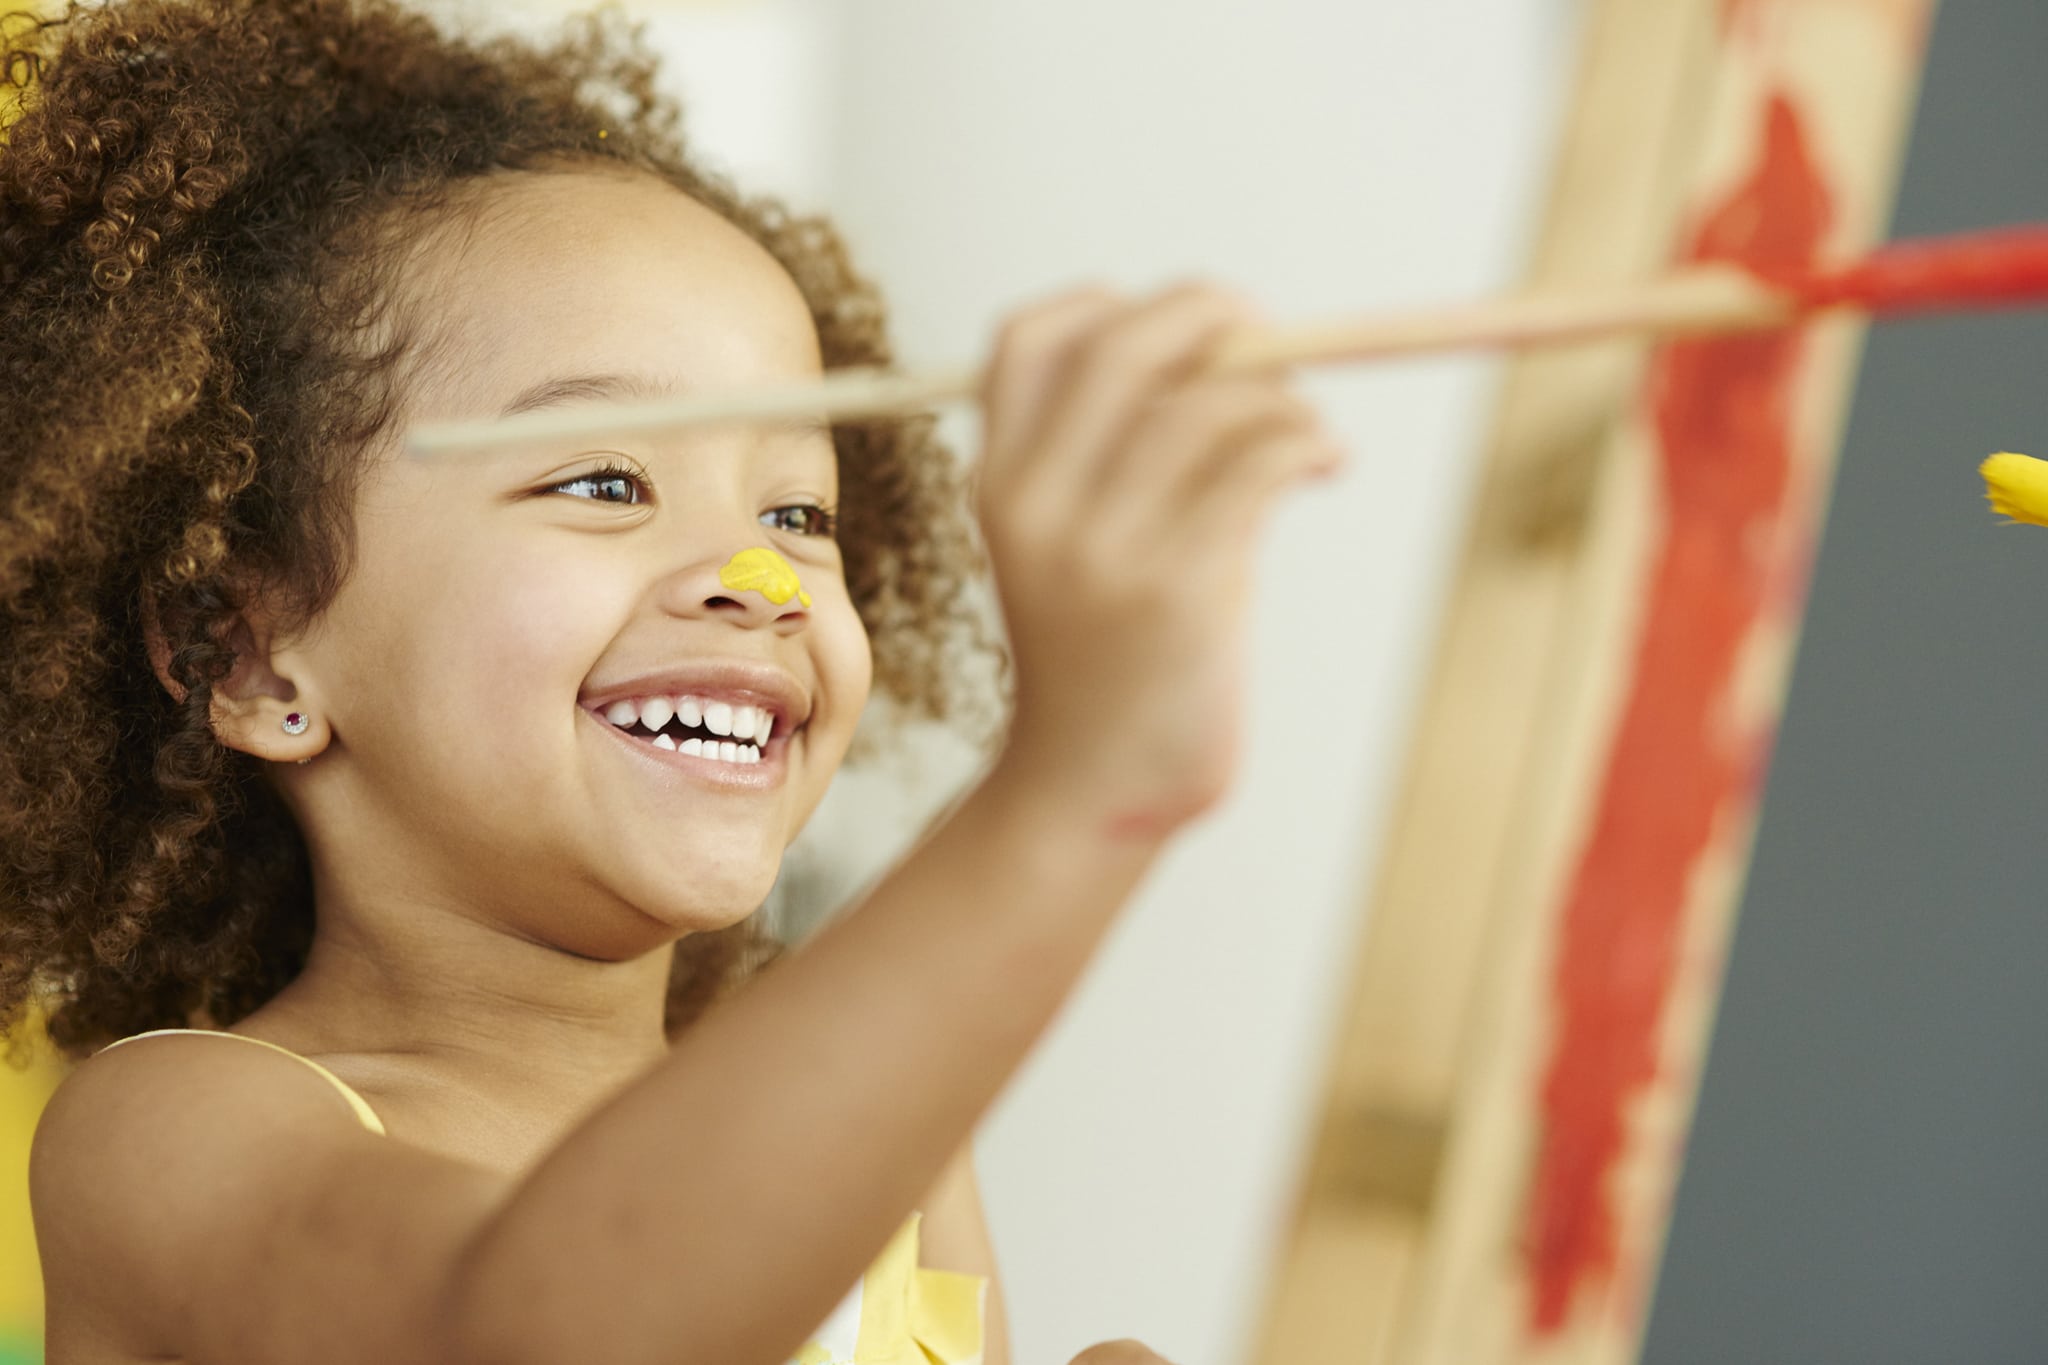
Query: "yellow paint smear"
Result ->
[[719, 547, 812, 608], [1981, 452, 2048, 528]]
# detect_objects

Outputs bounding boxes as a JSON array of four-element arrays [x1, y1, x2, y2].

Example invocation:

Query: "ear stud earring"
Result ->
[[282, 712, 309, 735]]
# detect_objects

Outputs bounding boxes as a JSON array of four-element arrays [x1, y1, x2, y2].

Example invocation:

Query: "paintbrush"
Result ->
[[406, 222, 2048, 456]]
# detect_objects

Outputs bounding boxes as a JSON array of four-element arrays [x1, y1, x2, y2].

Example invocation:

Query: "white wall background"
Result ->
[[813, 8, 1576, 1363], [500, 3, 1577, 1360]]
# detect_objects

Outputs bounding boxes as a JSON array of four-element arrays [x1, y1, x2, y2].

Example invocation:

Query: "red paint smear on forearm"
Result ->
[[1101, 807, 1184, 843], [1522, 92, 1832, 1336]]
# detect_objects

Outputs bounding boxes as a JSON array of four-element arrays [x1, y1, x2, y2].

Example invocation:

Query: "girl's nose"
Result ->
[[659, 545, 812, 630]]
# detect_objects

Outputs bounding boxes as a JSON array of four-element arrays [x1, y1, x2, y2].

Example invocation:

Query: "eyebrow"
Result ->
[[497, 373, 833, 440], [499, 372, 671, 417]]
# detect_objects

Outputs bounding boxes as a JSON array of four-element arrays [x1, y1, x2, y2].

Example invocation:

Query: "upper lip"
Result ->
[[580, 660, 812, 735]]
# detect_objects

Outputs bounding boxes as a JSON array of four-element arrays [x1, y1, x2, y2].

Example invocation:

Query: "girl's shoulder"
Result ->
[[34, 1026, 504, 1365]]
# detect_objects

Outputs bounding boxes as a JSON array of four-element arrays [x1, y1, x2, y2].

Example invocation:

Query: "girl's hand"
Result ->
[[974, 283, 1345, 839]]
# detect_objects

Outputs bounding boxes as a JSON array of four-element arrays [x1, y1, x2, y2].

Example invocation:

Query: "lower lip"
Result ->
[[581, 709, 794, 791]]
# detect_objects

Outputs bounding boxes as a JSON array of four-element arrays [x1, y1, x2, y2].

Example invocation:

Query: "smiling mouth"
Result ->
[[593, 694, 784, 766]]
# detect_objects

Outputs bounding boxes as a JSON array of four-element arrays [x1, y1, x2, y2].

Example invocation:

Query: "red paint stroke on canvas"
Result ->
[[1522, 91, 1834, 1336]]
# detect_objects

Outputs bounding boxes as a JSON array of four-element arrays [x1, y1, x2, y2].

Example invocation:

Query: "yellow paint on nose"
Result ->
[[719, 547, 813, 608], [1981, 452, 2048, 528]]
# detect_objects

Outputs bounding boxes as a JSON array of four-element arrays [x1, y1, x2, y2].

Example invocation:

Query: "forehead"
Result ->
[[391, 169, 823, 422]]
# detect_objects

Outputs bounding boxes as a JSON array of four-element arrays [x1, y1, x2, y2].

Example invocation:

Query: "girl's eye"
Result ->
[[761, 504, 838, 538], [549, 464, 648, 505]]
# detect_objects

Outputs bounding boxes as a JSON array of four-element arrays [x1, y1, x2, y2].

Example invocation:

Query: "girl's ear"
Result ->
[[140, 590, 192, 704], [141, 589, 330, 764]]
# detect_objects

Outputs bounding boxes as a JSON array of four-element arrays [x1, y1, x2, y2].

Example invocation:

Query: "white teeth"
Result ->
[[611, 691, 779, 764], [647, 733, 763, 765]]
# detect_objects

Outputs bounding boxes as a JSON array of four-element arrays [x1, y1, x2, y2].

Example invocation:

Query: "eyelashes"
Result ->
[[549, 461, 647, 505], [758, 504, 838, 537], [545, 460, 838, 537]]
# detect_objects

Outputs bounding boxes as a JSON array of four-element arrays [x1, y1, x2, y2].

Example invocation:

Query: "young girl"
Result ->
[[0, 2, 1343, 1362]]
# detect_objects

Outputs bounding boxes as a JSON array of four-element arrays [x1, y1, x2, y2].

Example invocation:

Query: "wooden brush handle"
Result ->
[[405, 265, 1793, 455]]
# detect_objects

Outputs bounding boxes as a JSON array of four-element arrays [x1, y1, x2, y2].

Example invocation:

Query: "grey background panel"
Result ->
[[1643, 5, 2048, 1363]]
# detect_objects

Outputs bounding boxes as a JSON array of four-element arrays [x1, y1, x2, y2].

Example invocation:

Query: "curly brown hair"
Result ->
[[0, 0, 995, 1064]]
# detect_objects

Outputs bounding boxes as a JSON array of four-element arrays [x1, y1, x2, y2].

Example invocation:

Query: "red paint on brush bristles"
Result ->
[[1771, 223, 2048, 315]]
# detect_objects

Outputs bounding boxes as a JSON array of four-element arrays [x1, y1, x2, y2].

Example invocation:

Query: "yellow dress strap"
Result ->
[[794, 1212, 988, 1365], [97, 1027, 387, 1136]]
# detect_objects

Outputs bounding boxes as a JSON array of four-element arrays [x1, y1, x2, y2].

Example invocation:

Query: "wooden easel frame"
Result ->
[[1253, 3, 1935, 1362]]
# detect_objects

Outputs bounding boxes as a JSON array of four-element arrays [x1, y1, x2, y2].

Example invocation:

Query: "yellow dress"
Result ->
[[98, 1029, 986, 1365]]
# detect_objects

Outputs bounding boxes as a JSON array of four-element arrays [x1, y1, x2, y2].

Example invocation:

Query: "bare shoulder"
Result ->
[[34, 1031, 514, 1365]]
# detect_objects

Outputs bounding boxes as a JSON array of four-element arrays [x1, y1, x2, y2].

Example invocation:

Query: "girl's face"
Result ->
[[278, 169, 872, 957]]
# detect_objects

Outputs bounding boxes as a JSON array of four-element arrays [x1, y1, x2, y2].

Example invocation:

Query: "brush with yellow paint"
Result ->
[[1980, 452, 2048, 527]]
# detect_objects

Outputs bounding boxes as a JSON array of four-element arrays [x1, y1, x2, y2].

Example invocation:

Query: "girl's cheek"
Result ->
[[821, 596, 876, 717], [417, 539, 627, 687], [484, 550, 625, 668]]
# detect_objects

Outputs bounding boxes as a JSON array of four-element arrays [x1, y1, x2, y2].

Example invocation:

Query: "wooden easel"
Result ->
[[1251, 3, 1935, 1362]]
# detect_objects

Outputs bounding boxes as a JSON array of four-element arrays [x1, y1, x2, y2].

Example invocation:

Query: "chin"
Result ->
[[635, 861, 783, 933]]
